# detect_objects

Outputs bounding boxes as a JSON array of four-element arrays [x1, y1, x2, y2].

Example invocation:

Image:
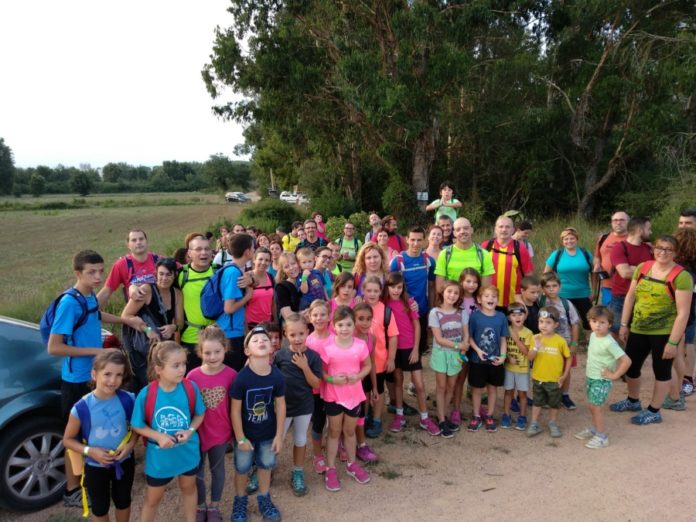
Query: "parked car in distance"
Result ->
[[297, 193, 310, 205], [225, 191, 250, 203], [279, 191, 298, 203], [267, 188, 280, 198]]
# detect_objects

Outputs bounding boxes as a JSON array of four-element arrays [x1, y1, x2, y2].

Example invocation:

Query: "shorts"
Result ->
[[233, 439, 277, 475], [586, 377, 612, 406], [625, 332, 674, 382], [569, 297, 592, 331], [685, 322, 695, 345], [429, 347, 462, 376], [61, 380, 91, 421], [324, 401, 361, 418], [394, 348, 422, 372], [146, 466, 197, 487], [468, 362, 505, 388], [84, 457, 135, 517], [610, 294, 626, 333], [532, 380, 562, 409], [504, 370, 530, 392], [362, 372, 386, 394]]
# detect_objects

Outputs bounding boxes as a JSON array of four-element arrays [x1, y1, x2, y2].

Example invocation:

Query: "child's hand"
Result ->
[[534, 336, 542, 349], [370, 389, 379, 402], [237, 438, 254, 451], [491, 356, 504, 366], [303, 269, 311, 277], [271, 435, 282, 454], [86, 447, 115, 466], [156, 433, 177, 449], [291, 352, 309, 370], [508, 355, 517, 365], [332, 374, 348, 385], [175, 429, 193, 444], [558, 375, 566, 386], [601, 368, 615, 380], [346, 373, 359, 384], [408, 348, 419, 365], [386, 359, 395, 373], [409, 300, 419, 314], [159, 324, 176, 339], [128, 316, 147, 331], [112, 438, 136, 461]]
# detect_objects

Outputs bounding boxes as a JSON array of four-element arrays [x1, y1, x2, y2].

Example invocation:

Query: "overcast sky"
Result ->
[[0, 0, 245, 168]]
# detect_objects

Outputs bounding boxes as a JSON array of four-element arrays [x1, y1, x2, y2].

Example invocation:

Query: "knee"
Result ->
[[179, 479, 196, 496]]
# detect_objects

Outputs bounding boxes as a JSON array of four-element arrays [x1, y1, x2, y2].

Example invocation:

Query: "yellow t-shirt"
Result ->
[[282, 234, 301, 252], [178, 264, 214, 344], [530, 333, 570, 383], [505, 326, 533, 374]]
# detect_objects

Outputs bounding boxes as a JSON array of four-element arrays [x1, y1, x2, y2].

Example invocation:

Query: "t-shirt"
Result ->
[[481, 239, 533, 307], [594, 232, 628, 290], [50, 290, 102, 383], [586, 333, 626, 380], [523, 301, 540, 334], [131, 381, 206, 478], [186, 366, 237, 451], [274, 347, 322, 417], [230, 366, 286, 443], [468, 310, 509, 364], [212, 250, 233, 270], [610, 241, 653, 297], [282, 234, 301, 252], [540, 297, 580, 343], [297, 269, 327, 310], [217, 264, 245, 338], [70, 391, 135, 467], [435, 244, 495, 283], [387, 234, 405, 253], [295, 237, 328, 252], [630, 264, 693, 335], [389, 252, 435, 317], [545, 248, 594, 299], [505, 326, 533, 373], [316, 338, 370, 409], [246, 272, 274, 325], [306, 331, 334, 393], [461, 297, 478, 318], [274, 280, 300, 324], [531, 333, 570, 382], [337, 237, 361, 271], [370, 302, 399, 373], [387, 299, 419, 349], [430, 199, 460, 223], [178, 265, 214, 344], [428, 307, 469, 350], [104, 253, 159, 297]]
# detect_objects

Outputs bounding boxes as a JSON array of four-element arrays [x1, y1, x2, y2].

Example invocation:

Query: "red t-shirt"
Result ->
[[594, 232, 628, 289], [104, 253, 159, 296], [481, 239, 533, 306], [387, 234, 405, 253], [609, 241, 653, 296]]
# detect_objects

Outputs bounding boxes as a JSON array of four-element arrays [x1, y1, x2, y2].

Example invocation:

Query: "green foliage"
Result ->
[[202, 154, 251, 191], [0, 137, 15, 195], [325, 210, 371, 243], [239, 198, 308, 233], [382, 175, 426, 230], [311, 192, 358, 221], [29, 173, 46, 197], [70, 170, 95, 196]]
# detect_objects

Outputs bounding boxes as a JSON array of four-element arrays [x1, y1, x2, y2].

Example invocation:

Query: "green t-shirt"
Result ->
[[431, 198, 460, 223], [434, 244, 495, 282], [586, 332, 626, 380], [336, 236, 361, 271], [178, 264, 214, 344]]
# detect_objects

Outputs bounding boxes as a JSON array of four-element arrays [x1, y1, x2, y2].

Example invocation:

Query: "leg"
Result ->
[[411, 370, 427, 413], [471, 387, 482, 418], [195, 450, 208, 507], [434, 372, 448, 422], [111, 457, 135, 522], [486, 384, 497, 416], [589, 404, 605, 434], [342, 415, 358, 463], [549, 407, 559, 422], [531, 405, 541, 423], [178, 474, 198, 522], [393, 369, 404, 409], [503, 389, 513, 415], [444, 374, 458, 417], [518, 390, 528, 417], [326, 413, 344, 468], [207, 444, 228, 506], [452, 370, 467, 414], [256, 468, 272, 496], [140, 485, 167, 522], [311, 394, 326, 458]]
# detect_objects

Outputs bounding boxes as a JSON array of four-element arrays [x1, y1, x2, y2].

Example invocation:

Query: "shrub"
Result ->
[[239, 198, 308, 233], [311, 191, 358, 220]]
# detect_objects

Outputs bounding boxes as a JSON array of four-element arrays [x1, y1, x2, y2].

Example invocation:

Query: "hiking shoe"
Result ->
[[561, 395, 576, 410], [439, 421, 454, 438], [484, 415, 497, 433], [446, 418, 460, 432], [631, 409, 663, 425], [682, 379, 694, 397], [206, 506, 222, 522], [585, 435, 609, 449], [365, 419, 383, 438], [510, 398, 520, 413], [291, 469, 308, 497], [63, 488, 82, 508], [419, 417, 441, 436], [663, 395, 686, 411], [450, 409, 462, 427], [232, 496, 248, 522], [574, 427, 595, 440], [526, 421, 542, 437], [389, 414, 406, 433], [515, 415, 527, 431], [610, 398, 641, 412], [196, 506, 208, 522], [324, 467, 341, 492], [246, 471, 259, 495], [356, 443, 378, 463], [257, 492, 281, 522], [338, 440, 348, 462], [467, 416, 482, 432], [313, 454, 327, 474], [548, 421, 562, 438], [500, 413, 512, 429], [346, 461, 370, 484]]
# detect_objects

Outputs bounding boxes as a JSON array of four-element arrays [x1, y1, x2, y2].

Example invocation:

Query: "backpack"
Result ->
[[483, 238, 522, 268], [383, 304, 392, 339], [337, 237, 362, 253], [636, 261, 685, 301], [179, 264, 212, 290], [395, 252, 431, 273], [123, 254, 160, 299], [538, 295, 572, 327], [143, 379, 196, 444], [200, 264, 241, 320], [40, 288, 100, 345], [443, 244, 485, 279], [596, 232, 610, 252], [551, 247, 593, 273]]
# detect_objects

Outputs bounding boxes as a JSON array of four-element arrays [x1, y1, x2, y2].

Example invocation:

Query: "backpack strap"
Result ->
[[144, 381, 158, 429], [74, 396, 91, 443], [116, 389, 135, 422], [180, 265, 190, 289], [638, 260, 684, 300], [597, 232, 610, 251], [580, 247, 593, 271], [396, 253, 405, 272], [383, 305, 392, 337], [444, 245, 453, 278], [551, 248, 564, 273], [560, 297, 572, 326], [182, 379, 196, 417]]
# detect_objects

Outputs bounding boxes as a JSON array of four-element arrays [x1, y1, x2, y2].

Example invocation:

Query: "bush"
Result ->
[[311, 191, 358, 220], [325, 210, 371, 243], [382, 175, 427, 231], [239, 198, 308, 233]]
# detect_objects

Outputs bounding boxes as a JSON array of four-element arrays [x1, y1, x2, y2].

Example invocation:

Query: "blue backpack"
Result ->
[[40, 288, 100, 345], [73, 390, 135, 443], [200, 264, 241, 320]]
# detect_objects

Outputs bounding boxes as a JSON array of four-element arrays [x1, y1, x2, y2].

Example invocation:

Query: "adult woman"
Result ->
[[544, 227, 593, 329], [274, 251, 302, 324], [256, 233, 271, 249], [268, 237, 283, 279], [426, 225, 444, 260], [353, 242, 388, 297], [312, 212, 327, 241], [247, 247, 275, 328], [121, 257, 184, 391], [611, 235, 693, 425], [376, 228, 397, 262]]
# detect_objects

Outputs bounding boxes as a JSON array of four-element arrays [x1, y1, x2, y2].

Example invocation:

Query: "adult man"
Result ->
[[382, 215, 405, 252], [282, 221, 303, 252], [336, 220, 361, 271], [609, 216, 653, 333], [295, 219, 328, 251], [435, 217, 495, 292], [593, 211, 630, 305], [678, 208, 696, 229], [437, 215, 454, 247], [481, 215, 533, 308]]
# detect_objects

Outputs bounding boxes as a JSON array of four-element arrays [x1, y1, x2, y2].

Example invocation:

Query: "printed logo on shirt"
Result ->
[[95, 406, 126, 440], [154, 406, 189, 434], [245, 386, 274, 424], [477, 327, 497, 356], [201, 386, 227, 410]]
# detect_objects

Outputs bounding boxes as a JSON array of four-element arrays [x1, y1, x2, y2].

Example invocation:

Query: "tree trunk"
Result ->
[[412, 122, 437, 210]]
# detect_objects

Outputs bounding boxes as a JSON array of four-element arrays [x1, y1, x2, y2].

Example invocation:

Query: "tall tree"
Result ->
[[70, 170, 95, 196], [0, 137, 15, 195]]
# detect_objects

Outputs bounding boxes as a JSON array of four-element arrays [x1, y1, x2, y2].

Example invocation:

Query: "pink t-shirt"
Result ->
[[186, 365, 237, 452], [105, 253, 159, 295], [387, 298, 419, 349], [461, 297, 478, 317], [246, 272, 274, 324], [317, 338, 369, 409], [329, 297, 356, 333], [307, 331, 334, 394]]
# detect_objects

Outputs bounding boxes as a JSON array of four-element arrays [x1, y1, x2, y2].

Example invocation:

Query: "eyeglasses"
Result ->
[[654, 247, 675, 254], [344, 226, 354, 230], [539, 310, 557, 320]]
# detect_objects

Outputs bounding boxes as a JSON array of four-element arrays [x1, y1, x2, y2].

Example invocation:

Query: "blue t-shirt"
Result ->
[[230, 365, 286, 443], [296, 269, 326, 310], [217, 264, 245, 338], [70, 391, 135, 467], [545, 248, 594, 299], [50, 290, 102, 383], [131, 381, 205, 479], [468, 310, 509, 364], [389, 252, 435, 318]]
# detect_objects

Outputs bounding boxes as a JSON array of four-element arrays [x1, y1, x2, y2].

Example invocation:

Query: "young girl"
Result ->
[[383, 273, 440, 435], [63, 349, 137, 522], [131, 341, 206, 522], [429, 280, 469, 438], [187, 326, 237, 522], [330, 272, 357, 329], [353, 303, 379, 462], [317, 305, 372, 492]]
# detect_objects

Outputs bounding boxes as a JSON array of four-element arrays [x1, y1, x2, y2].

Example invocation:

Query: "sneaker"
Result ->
[[232, 496, 248, 522], [467, 416, 482, 432], [526, 421, 542, 437], [450, 409, 462, 427], [682, 379, 694, 397], [356, 444, 379, 463], [663, 395, 686, 411], [206, 507, 222, 522], [365, 419, 383, 438], [389, 414, 406, 432], [527, 397, 534, 407], [257, 492, 281, 522], [291, 469, 308, 497], [574, 427, 595, 440], [585, 435, 609, 449], [548, 421, 562, 438], [246, 471, 259, 495], [561, 395, 576, 410], [484, 415, 497, 433], [196, 506, 208, 522], [510, 398, 520, 413], [419, 417, 441, 436], [346, 461, 370, 484], [63, 488, 82, 508], [609, 398, 642, 412], [446, 418, 460, 432], [500, 413, 512, 429], [515, 415, 527, 431], [338, 440, 348, 462], [324, 467, 341, 492], [439, 421, 454, 438], [631, 409, 663, 425], [313, 454, 327, 474]]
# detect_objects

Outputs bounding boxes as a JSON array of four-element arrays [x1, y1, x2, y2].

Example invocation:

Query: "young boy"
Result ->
[[526, 307, 572, 438], [519, 275, 541, 334], [575, 306, 631, 449], [259, 321, 282, 363], [274, 314, 322, 495], [296, 248, 328, 310], [467, 286, 508, 433], [501, 302, 533, 430], [539, 272, 580, 409], [230, 326, 286, 522], [47, 250, 143, 507]]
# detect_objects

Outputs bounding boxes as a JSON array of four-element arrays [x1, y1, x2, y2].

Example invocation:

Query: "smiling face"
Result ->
[[362, 282, 382, 304], [309, 305, 329, 331], [270, 242, 282, 260], [453, 218, 472, 245], [653, 239, 676, 264], [442, 284, 461, 307], [188, 236, 212, 270], [354, 309, 373, 335], [254, 251, 271, 272], [562, 232, 578, 250], [438, 218, 452, 239], [387, 282, 404, 301], [407, 232, 424, 255], [284, 320, 308, 351], [477, 288, 499, 311], [200, 340, 226, 371], [304, 221, 318, 241], [282, 256, 300, 279], [92, 362, 125, 397], [334, 316, 355, 341], [461, 275, 479, 297], [376, 230, 389, 246], [428, 227, 443, 247], [156, 265, 175, 288]]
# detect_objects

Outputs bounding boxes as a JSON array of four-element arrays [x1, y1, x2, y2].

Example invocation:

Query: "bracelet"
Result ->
[[667, 339, 679, 346], [500, 353, 507, 358], [569, 341, 578, 347], [620, 322, 628, 327], [188, 426, 196, 433], [326, 375, 334, 383], [144, 326, 152, 334], [238, 437, 247, 445], [301, 275, 308, 282], [83, 446, 90, 457], [453, 340, 459, 350]]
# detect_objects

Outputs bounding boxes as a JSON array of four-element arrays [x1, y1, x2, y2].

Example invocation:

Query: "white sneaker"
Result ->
[[585, 435, 609, 449], [574, 427, 595, 440]]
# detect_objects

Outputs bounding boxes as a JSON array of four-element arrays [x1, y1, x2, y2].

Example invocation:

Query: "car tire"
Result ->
[[0, 416, 66, 512]]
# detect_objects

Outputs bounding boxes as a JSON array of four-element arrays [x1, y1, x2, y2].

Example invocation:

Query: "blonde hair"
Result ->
[[275, 252, 298, 284], [353, 242, 387, 276], [147, 341, 186, 381], [196, 324, 228, 357]]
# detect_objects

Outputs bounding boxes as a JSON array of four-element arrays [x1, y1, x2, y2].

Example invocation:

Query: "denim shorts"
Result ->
[[233, 439, 277, 474]]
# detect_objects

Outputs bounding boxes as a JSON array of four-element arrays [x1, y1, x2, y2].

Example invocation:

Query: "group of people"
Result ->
[[45, 180, 696, 521]]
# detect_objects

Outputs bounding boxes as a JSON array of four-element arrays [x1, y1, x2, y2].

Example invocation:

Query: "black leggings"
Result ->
[[311, 394, 326, 440], [83, 457, 135, 517], [625, 332, 673, 382], [569, 297, 592, 331]]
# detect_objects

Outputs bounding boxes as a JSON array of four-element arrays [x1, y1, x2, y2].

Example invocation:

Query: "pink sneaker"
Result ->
[[325, 467, 341, 492], [419, 417, 441, 436], [450, 409, 462, 427], [346, 461, 370, 484], [313, 454, 327, 474], [389, 414, 405, 432], [338, 441, 348, 462], [356, 443, 379, 463]]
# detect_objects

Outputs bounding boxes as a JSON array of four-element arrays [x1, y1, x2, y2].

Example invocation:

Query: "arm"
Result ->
[[527, 336, 540, 362], [602, 354, 632, 380], [174, 288, 185, 334], [292, 352, 322, 388], [385, 335, 397, 373], [468, 335, 486, 359], [447, 199, 462, 209], [664, 289, 692, 360], [63, 414, 115, 466], [493, 336, 507, 366], [409, 317, 421, 364], [425, 199, 440, 212], [102, 312, 143, 330], [231, 398, 253, 450], [543, 264, 552, 273], [132, 424, 176, 449], [175, 411, 205, 443], [357, 352, 372, 381], [223, 286, 253, 315], [48, 333, 102, 357], [299, 271, 310, 294], [271, 396, 286, 453], [569, 322, 579, 354], [559, 354, 572, 385], [96, 286, 113, 307], [435, 275, 446, 294], [432, 326, 457, 349], [618, 278, 639, 343]]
